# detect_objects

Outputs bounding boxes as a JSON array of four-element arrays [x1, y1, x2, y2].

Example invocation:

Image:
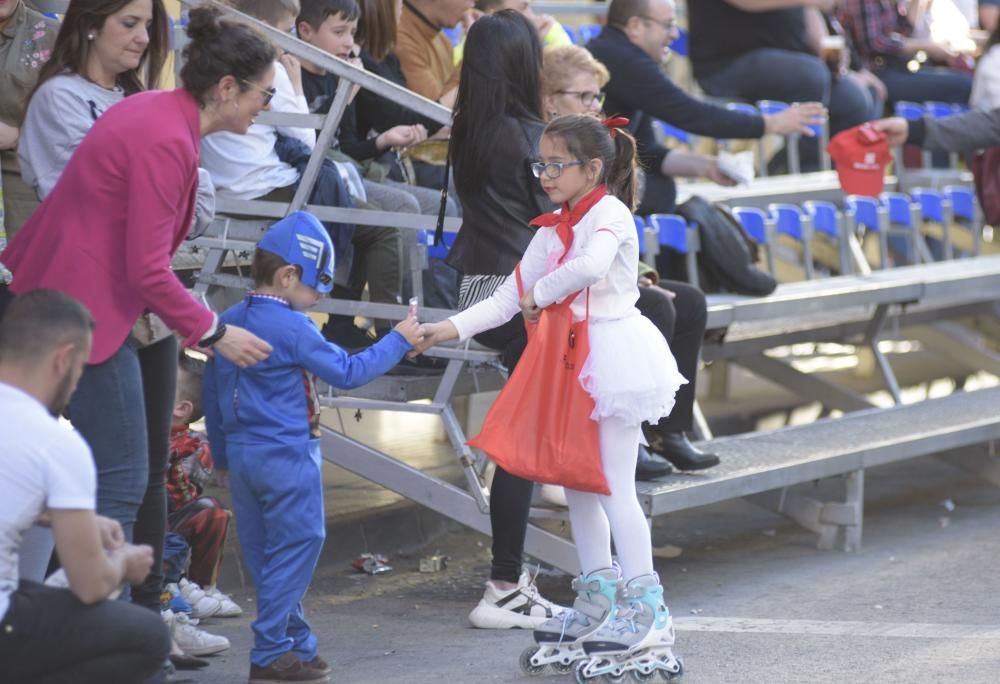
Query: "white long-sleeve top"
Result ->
[[450, 194, 641, 341], [200, 61, 314, 200]]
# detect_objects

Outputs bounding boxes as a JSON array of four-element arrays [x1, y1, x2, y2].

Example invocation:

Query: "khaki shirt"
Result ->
[[0, 1, 58, 172], [396, 2, 460, 102]]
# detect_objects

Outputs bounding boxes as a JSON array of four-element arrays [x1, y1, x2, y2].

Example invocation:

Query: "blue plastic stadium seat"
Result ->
[[732, 206, 769, 244], [420, 230, 455, 260], [563, 24, 579, 45], [910, 188, 945, 223], [768, 203, 807, 241], [924, 101, 955, 120], [578, 24, 602, 45], [803, 200, 839, 238], [634, 215, 647, 256], [845, 195, 881, 231], [654, 119, 691, 145], [649, 214, 690, 253], [943, 185, 975, 221], [880, 192, 914, 226], [669, 28, 688, 57], [894, 101, 924, 121]]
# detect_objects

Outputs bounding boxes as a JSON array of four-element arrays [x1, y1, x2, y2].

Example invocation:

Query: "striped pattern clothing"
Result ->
[[458, 274, 510, 311]]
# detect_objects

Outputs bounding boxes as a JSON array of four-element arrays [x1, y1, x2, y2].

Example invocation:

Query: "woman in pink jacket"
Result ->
[[0, 5, 274, 620]]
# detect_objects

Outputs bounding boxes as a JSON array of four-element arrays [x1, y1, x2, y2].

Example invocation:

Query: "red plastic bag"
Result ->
[[467, 265, 608, 494]]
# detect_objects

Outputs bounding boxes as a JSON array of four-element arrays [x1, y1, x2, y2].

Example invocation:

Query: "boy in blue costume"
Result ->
[[203, 211, 423, 683]]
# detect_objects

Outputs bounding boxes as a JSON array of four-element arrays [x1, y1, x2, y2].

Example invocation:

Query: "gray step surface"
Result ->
[[639, 387, 1000, 516]]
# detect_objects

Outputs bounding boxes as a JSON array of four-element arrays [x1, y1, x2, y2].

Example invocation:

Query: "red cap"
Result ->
[[826, 123, 892, 197]]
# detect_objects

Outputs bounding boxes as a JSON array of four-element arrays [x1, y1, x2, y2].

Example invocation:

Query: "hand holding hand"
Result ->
[[410, 320, 459, 356], [393, 316, 425, 347]]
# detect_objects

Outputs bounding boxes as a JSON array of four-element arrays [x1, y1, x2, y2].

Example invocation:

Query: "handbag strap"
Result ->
[[433, 145, 451, 247]]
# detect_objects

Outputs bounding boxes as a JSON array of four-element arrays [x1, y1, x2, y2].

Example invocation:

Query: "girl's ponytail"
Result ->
[[607, 127, 638, 212]]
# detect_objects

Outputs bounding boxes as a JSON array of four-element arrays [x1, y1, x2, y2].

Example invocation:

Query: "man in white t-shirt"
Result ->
[[0, 289, 170, 683]]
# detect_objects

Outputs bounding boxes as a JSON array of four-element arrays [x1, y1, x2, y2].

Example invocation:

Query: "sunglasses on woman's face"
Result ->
[[240, 79, 277, 107]]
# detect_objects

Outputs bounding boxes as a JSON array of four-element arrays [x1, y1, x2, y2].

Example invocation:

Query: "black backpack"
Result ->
[[659, 196, 778, 296]]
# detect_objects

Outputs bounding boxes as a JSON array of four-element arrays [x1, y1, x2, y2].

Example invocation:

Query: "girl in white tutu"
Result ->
[[417, 113, 687, 679]]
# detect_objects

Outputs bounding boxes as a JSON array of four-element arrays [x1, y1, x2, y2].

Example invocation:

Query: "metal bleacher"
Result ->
[[31, 0, 999, 572]]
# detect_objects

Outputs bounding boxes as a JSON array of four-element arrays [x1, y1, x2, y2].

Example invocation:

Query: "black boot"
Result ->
[[635, 444, 672, 481], [649, 432, 720, 471]]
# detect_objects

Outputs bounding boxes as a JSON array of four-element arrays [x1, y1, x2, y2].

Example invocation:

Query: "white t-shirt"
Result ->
[[0, 382, 96, 620], [200, 60, 314, 200], [450, 194, 641, 341], [972, 46, 1000, 111]]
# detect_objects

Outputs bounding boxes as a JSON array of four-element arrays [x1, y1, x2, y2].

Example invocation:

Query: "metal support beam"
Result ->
[[735, 353, 877, 413], [864, 304, 903, 404], [318, 426, 580, 573]]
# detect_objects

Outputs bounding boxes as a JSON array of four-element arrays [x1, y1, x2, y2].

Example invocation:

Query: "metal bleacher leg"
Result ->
[[691, 400, 713, 441], [787, 133, 801, 175], [864, 304, 903, 405], [842, 470, 864, 552], [801, 219, 815, 280], [941, 202, 954, 261]]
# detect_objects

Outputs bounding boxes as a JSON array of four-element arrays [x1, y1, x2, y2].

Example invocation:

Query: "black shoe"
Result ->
[[650, 432, 720, 471], [635, 444, 673, 481], [170, 653, 209, 670], [386, 354, 446, 376], [322, 321, 375, 351]]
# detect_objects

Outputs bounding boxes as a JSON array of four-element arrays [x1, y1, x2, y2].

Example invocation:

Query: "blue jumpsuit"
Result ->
[[204, 294, 411, 667]]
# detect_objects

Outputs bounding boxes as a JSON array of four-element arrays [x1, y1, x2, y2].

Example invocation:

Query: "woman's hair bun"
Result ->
[[185, 6, 223, 43]]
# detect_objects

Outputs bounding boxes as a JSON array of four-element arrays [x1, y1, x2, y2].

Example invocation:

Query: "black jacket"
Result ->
[[588, 26, 767, 173], [445, 115, 554, 276], [357, 49, 442, 136]]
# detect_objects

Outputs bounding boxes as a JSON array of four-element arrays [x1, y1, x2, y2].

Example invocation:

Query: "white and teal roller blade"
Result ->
[[574, 574, 683, 683], [520, 567, 621, 676]]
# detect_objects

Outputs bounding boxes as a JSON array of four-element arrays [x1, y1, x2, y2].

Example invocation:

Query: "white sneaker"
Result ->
[[179, 578, 222, 619], [468, 570, 567, 629], [540, 484, 569, 507], [47, 568, 123, 600], [163, 609, 231, 656], [204, 586, 243, 617]]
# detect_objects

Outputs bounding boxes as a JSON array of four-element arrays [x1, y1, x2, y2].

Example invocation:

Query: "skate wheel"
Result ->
[[520, 645, 547, 675], [552, 660, 576, 674], [629, 670, 657, 683], [603, 672, 627, 684], [575, 661, 590, 684]]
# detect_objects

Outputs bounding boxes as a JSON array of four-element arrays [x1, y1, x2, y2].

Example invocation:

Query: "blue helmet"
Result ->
[[258, 211, 335, 294]]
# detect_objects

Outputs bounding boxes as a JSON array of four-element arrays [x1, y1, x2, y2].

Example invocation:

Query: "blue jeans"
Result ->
[[698, 48, 876, 169], [876, 65, 972, 107], [68, 335, 177, 611]]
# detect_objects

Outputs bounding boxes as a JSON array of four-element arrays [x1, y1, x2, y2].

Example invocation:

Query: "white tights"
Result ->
[[564, 415, 653, 582]]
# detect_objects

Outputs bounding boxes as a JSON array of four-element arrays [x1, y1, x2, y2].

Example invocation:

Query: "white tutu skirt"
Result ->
[[579, 313, 688, 426]]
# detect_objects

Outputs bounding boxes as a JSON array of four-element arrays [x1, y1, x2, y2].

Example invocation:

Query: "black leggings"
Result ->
[[475, 283, 706, 582], [0, 581, 170, 683], [131, 335, 178, 612]]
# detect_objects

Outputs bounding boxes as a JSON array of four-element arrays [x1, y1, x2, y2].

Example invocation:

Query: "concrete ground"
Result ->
[[179, 452, 1000, 684]]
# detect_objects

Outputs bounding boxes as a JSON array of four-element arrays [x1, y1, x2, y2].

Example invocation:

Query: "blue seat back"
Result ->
[[894, 101, 924, 121], [420, 230, 454, 260], [442, 26, 463, 46], [654, 119, 691, 144], [924, 101, 955, 119], [910, 188, 945, 222], [732, 206, 769, 244], [669, 28, 688, 56], [943, 185, 975, 221], [634, 216, 647, 256], [769, 203, 806, 241], [845, 195, 881, 231], [562, 24, 579, 45], [578, 24, 602, 44], [803, 200, 839, 238], [649, 214, 690, 254], [880, 192, 914, 226]]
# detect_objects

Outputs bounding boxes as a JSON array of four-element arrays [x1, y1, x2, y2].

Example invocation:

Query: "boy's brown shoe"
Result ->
[[248, 652, 329, 683], [302, 655, 332, 676]]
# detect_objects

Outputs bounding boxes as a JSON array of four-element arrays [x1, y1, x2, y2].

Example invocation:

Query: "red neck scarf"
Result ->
[[529, 184, 608, 262]]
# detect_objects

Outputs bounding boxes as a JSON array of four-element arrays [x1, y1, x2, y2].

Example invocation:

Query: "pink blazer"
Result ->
[[1, 88, 214, 364]]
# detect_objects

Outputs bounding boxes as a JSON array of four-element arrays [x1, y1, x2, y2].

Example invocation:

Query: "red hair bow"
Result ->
[[601, 116, 630, 137]]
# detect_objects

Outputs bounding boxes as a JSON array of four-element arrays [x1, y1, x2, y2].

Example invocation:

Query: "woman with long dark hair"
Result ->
[[446, 10, 567, 629], [0, 5, 274, 671]]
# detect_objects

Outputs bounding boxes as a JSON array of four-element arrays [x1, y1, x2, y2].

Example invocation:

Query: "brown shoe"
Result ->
[[302, 655, 332, 676], [248, 652, 329, 683]]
